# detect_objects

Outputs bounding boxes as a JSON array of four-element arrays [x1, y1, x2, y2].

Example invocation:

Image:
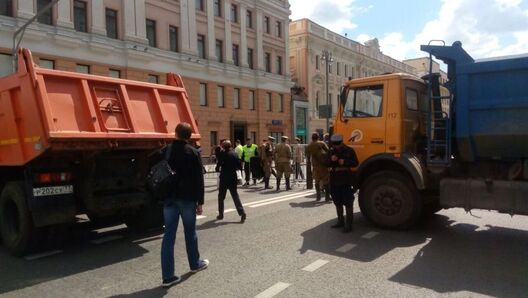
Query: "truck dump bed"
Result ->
[[0, 49, 200, 166]]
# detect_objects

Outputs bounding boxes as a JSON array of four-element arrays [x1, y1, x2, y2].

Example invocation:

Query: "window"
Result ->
[[276, 56, 282, 75], [217, 86, 225, 107], [276, 21, 282, 38], [234, 88, 240, 109], [74, 1, 87, 32], [406, 88, 418, 111], [247, 48, 254, 69], [148, 74, 159, 83], [315, 91, 320, 112], [315, 55, 320, 70], [342, 85, 384, 118], [76, 64, 90, 74], [109, 69, 120, 78], [265, 93, 272, 111], [265, 53, 271, 72], [210, 131, 218, 150], [249, 90, 255, 110], [214, 0, 221, 17], [230, 4, 237, 23], [197, 34, 206, 58], [264, 16, 270, 34], [277, 94, 283, 112], [215, 39, 223, 62], [329, 63, 332, 74], [250, 132, 256, 145], [37, 0, 53, 25], [39, 59, 54, 69], [0, 0, 12, 16], [146, 19, 156, 47], [196, 0, 204, 11], [337, 62, 341, 76], [169, 26, 178, 52], [199, 83, 207, 106], [344, 64, 348, 77], [246, 10, 252, 28], [0, 53, 11, 76], [232, 44, 239, 66], [106, 9, 118, 39]]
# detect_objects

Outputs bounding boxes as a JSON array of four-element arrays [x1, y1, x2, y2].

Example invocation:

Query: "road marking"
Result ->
[[248, 191, 313, 208], [90, 235, 124, 244], [336, 243, 356, 253], [196, 215, 207, 220], [132, 235, 163, 244], [244, 191, 313, 207], [24, 250, 63, 261], [361, 232, 380, 239], [254, 282, 291, 298], [302, 259, 329, 272], [224, 208, 236, 213]]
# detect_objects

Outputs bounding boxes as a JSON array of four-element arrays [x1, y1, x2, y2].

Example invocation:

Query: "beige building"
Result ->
[[404, 57, 448, 84], [289, 19, 416, 135], [0, 0, 292, 154]]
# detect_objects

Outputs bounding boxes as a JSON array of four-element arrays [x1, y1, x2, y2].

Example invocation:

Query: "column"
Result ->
[[56, 0, 73, 28], [240, 4, 248, 67], [206, 0, 216, 60], [91, 0, 106, 35], [256, 10, 264, 70], [224, 0, 232, 64], [17, 0, 35, 19], [179, 0, 196, 55], [123, 0, 147, 43]]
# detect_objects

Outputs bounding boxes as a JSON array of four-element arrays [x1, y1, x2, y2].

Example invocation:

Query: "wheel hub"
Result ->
[[374, 188, 403, 216]]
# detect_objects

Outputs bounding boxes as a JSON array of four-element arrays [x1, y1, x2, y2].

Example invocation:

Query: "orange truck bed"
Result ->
[[0, 49, 200, 166]]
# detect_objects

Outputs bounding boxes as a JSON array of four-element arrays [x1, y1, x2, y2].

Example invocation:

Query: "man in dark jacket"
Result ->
[[161, 122, 209, 288], [216, 140, 246, 223], [326, 133, 358, 233]]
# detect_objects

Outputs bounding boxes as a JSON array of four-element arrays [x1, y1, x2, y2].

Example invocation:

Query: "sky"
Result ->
[[289, 0, 528, 62]]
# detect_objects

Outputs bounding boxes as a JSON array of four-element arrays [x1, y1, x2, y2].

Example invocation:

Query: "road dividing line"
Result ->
[[196, 215, 207, 220], [361, 231, 380, 239], [336, 243, 356, 253], [224, 208, 236, 214], [254, 282, 291, 298], [24, 250, 63, 261], [244, 191, 313, 207], [90, 235, 124, 244], [302, 259, 329, 272], [249, 192, 313, 208]]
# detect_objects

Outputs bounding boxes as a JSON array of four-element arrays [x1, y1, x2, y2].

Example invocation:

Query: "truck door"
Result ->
[[338, 83, 387, 164]]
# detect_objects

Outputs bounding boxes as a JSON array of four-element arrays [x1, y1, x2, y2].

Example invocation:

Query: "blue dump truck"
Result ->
[[334, 41, 528, 228]]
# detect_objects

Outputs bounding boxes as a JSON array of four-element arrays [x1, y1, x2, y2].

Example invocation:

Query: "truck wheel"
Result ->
[[0, 182, 38, 256], [124, 201, 163, 231], [359, 171, 422, 229]]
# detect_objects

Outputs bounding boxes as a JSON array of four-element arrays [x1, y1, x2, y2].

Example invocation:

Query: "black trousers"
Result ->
[[243, 162, 251, 182], [330, 184, 355, 207], [218, 181, 245, 216]]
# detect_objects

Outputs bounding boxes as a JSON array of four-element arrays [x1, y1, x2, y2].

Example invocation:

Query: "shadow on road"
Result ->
[[299, 213, 528, 297], [197, 219, 243, 231], [108, 272, 195, 298], [289, 200, 329, 209]]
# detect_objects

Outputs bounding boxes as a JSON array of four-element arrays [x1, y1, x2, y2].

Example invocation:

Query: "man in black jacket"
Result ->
[[216, 140, 246, 222], [161, 122, 209, 288]]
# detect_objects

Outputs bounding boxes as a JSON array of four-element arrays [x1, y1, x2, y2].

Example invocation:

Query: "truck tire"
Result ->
[[124, 201, 163, 231], [0, 182, 39, 256], [359, 171, 422, 229]]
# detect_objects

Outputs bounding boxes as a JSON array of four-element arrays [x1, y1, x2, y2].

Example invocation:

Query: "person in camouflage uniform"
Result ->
[[305, 132, 330, 201], [274, 136, 292, 191]]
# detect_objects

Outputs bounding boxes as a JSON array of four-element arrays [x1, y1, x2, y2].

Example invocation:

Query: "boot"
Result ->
[[217, 200, 224, 220], [264, 178, 270, 189], [315, 184, 321, 201], [343, 206, 354, 233], [324, 185, 331, 202], [331, 205, 344, 228], [276, 178, 281, 191], [286, 178, 291, 190]]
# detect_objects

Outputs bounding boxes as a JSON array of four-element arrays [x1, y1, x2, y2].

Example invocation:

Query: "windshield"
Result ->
[[342, 85, 383, 118]]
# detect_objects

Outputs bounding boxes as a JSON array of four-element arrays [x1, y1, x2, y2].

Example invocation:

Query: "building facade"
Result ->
[[289, 19, 416, 135], [403, 57, 448, 84], [0, 0, 292, 154]]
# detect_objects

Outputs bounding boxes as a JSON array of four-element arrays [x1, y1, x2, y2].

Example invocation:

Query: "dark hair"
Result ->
[[311, 132, 319, 141], [175, 122, 192, 140]]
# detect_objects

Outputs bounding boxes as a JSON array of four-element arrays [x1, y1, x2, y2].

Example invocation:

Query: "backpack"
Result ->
[[147, 145, 177, 200]]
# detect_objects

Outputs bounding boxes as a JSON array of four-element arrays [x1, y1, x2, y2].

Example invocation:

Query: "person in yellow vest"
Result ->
[[274, 136, 293, 190], [241, 137, 258, 186]]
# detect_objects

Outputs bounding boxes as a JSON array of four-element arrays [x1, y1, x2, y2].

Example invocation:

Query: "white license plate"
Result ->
[[33, 185, 74, 197]]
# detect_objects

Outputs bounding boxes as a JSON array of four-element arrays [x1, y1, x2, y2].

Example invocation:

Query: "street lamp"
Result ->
[[321, 50, 334, 133]]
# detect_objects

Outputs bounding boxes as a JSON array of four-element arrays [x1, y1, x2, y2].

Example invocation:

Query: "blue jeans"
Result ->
[[161, 199, 200, 280]]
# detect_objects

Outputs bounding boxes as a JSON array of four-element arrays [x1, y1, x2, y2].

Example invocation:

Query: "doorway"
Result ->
[[231, 121, 247, 145]]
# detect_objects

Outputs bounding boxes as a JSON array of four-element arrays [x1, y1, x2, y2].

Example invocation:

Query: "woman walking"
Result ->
[[217, 140, 247, 223]]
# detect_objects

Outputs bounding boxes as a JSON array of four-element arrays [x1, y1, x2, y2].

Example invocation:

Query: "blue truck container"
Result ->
[[421, 41, 528, 162]]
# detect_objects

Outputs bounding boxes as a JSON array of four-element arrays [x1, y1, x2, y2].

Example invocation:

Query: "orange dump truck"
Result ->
[[0, 49, 200, 256]]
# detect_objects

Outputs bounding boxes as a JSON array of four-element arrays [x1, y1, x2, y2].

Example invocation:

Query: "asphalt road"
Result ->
[[1, 175, 528, 298]]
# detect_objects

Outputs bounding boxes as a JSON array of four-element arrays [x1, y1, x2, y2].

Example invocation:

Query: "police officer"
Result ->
[[274, 136, 293, 191], [260, 136, 275, 189], [305, 132, 330, 201], [241, 137, 258, 186], [326, 134, 358, 232]]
